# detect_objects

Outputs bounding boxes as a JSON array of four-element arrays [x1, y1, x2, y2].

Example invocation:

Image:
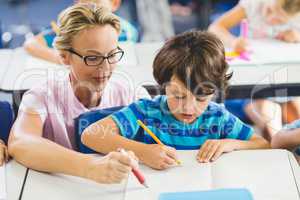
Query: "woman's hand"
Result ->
[[83, 151, 137, 184]]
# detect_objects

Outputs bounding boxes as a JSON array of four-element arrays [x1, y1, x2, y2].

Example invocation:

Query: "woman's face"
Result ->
[[65, 25, 120, 92]]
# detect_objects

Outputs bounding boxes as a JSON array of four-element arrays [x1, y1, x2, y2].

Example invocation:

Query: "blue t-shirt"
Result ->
[[111, 95, 254, 150], [42, 17, 139, 48]]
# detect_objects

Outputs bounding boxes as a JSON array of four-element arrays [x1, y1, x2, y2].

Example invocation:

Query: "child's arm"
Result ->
[[197, 134, 270, 163], [81, 116, 178, 170], [271, 128, 300, 150], [23, 34, 61, 64], [0, 139, 8, 166], [276, 29, 300, 43], [208, 5, 248, 52]]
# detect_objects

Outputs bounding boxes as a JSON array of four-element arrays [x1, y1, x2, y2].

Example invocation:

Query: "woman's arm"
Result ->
[[8, 110, 135, 183], [9, 110, 91, 176], [23, 34, 61, 64]]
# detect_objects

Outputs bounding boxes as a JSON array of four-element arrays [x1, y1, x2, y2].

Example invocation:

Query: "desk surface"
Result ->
[[1, 41, 300, 98], [5, 160, 28, 200], [9, 150, 299, 200]]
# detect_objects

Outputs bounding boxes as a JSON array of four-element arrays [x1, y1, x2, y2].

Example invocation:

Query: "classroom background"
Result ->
[[0, 0, 239, 102]]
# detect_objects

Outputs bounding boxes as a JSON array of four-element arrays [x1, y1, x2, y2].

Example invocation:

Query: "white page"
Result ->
[[22, 169, 128, 200], [211, 150, 300, 200], [0, 164, 6, 200], [124, 150, 212, 200], [228, 39, 300, 66]]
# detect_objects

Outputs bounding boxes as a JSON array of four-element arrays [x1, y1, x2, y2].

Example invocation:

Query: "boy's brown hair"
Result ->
[[153, 30, 232, 96]]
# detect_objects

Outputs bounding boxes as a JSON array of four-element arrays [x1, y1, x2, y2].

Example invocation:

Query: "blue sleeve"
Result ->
[[111, 100, 146, 139], [119, 18, 139, 42], [220, 109, 254, 141], [41, 28, 56, 48]]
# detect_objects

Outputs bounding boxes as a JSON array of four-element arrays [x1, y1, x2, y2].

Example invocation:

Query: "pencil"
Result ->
[[137, 120, 181, 165], [51, 21, 59, 34], [120, 149, 149, 188]]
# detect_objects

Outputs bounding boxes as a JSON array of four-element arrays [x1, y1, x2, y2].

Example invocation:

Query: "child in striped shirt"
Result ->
[[81, 31, 270, 170]]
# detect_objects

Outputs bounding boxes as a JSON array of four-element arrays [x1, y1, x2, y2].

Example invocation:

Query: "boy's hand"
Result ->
[[142, 144, 178, 170], [233, 37, 249, 53], [0, 141, 8, 166], [197, 139, 237, 163], [276, 29, 300, 43]]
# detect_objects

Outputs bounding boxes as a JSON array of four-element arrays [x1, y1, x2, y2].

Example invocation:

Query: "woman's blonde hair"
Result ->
[[281, 0, 300, 15], [54, 3, 120, 51]]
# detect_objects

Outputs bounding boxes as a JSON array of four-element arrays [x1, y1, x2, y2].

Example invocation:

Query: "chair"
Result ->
[[0, 101, 14, 144]]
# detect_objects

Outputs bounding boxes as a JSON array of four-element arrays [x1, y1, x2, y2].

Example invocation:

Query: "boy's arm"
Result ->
[[81, 116, 148, 158], [271, 128, 300, 150], [230, 134, 270, 150], [208, 5, 246, 47], [81, 116, 179, 170], [23, 34, 61, 64]]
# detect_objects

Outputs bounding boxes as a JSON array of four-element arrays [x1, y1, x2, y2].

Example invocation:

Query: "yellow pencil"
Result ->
[[137, 120, 182, 165], [51, 21, 59, 34]]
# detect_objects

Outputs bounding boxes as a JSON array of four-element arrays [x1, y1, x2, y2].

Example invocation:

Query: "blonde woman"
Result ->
[[9, 4, 149, 184]]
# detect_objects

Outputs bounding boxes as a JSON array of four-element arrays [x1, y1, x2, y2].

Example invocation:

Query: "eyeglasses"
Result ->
[[67, 47, 124, 66]]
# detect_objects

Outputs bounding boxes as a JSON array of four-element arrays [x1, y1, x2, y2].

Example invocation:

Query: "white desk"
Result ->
[[5, 160, 28, 200], [15, 150, 299, 200], [1, 41, 300, 99]]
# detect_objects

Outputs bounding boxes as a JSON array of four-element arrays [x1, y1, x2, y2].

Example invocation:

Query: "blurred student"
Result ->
[[23, 0, 138, 64], [209, 0, 300, 141]]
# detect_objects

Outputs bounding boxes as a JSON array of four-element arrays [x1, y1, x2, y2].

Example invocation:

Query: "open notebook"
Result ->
[[0, 164, 6, 200], [124, 150, 300, 200]]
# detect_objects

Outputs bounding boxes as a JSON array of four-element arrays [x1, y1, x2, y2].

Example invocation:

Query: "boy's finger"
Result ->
[[211, 146, 224, 161], [200, 142, 214, 161], [205, 143, 220, 162], [164, 147, 178, 160], [198, 142, 211, 161], [164, 155, 176, 165]]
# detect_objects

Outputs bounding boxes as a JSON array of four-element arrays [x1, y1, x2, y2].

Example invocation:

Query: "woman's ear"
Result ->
[[111, 0, 121, 12], [59, 50, 71, 66]]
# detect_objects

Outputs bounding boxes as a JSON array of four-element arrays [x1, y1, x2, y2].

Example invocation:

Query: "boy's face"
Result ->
[[165, 76, 214, 124], [262, 2, 291, 25]]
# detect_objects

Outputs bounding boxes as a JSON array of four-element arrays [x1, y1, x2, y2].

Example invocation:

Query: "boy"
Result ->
[[81, 31, 270, 170]]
